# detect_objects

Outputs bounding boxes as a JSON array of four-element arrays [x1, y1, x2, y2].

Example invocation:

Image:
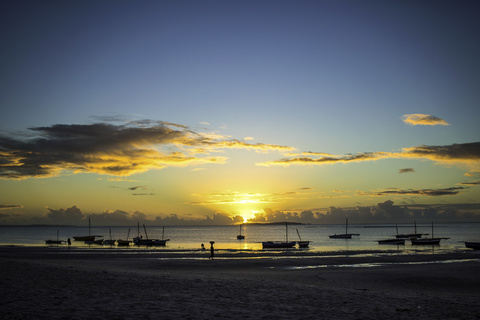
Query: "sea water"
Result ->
[[0, 222, 478, 254]]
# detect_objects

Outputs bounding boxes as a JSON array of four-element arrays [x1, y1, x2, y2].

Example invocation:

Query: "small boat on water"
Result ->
[[395, 220, 427, 239], [103, 229, 116, 246], [45, 230, 66, 245], [329, 218, 360, 239], [262, 222, 296, 248], [378, 224, 405, 245], [237, 224, 245, 240], [73, 217, 99, 242], [296, 229, 310, 248], [465, 242, 480, 250], [117, 227, 132, 246], [411, 222, 448, 245]]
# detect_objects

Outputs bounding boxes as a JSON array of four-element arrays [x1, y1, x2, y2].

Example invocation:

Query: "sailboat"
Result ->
[[133, 223, 154, 245], [73, 217, 96, 242], [117, 228, 132, 246], [378, 224, 405, 245], [262, 222, 296, 248], [103, 229, 116, 245], [236, 224, 245, 240], [45, 230, 66, 245], [296, 229, 310, 248], [395, 220, 426, 239], [411, 222, 447, 245], [329, 218, 360, 239], [152, 226, 170, 246]]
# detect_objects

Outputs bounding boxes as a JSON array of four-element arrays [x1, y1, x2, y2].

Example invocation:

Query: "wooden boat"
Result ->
[[152, 226, 170, 246], [465, 242, 480, 250], [237, 224, 245, 240], [103, 229, 116, 245], [378, 238, 405, 245], [411, 222, 447, 245], [45, 230, 66, 245], [296, 229, 310, 247], [329, 218, 359, 239], [262, 222, 296, 248], [395, 221, 427, 239], [378, 224, 405, 245], [73, 217, 97, 242], [117, 227, 132, 246]]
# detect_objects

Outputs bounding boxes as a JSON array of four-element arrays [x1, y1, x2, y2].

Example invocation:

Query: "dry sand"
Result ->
[[1, 246, 479, 319]]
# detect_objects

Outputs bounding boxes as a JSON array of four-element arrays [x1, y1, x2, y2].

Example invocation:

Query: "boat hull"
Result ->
[[465, 242, 480, 250], [411, 238, 441, 245], [378, 239, 405, 245], [73, 236, 95, 242], [262, 241, 296, 248]]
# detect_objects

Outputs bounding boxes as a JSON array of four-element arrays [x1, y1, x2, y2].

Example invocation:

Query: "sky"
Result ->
[[1, 0, 479, 225]]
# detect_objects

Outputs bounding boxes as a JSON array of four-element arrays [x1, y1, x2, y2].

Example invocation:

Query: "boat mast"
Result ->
[[88, 217, 91, 236], [345, 218, 348, 234], [285, 222, 288, 242]]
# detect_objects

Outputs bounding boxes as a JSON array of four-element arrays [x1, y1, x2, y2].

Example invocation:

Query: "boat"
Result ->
[[378, 224, 405, 245], [133, 224, 154, 245], [45, 230, 66, 245], [152, 226, 170, 246], [237, 224, 245, 240], [378, 238, 405, 245], [103, 229, 116, 246], [117, 227, 132, 246], [296, 229, 310, 247], [329, 218, 360, 239], [395, 221, 427, 239], [465, 242, 480, 250], [262, 222, 296, 248], [73, 217, 97, 242], [411, 222, 447, 245]]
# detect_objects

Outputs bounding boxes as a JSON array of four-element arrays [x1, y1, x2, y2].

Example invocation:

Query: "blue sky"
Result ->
[[1, 1, 479, 225]]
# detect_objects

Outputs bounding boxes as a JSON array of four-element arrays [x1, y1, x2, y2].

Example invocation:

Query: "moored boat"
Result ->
[[262, 222, 296, 249], [237, 224, 245, 240], [73, 217, 99, 242], [329, 218, 359, 239], [465, 242, 480, 250]]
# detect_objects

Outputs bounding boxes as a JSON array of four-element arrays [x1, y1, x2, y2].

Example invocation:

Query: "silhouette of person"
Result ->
[[201, 243, 205, 250], [210, 241, 215, 259], [67, 238, 71, 247]]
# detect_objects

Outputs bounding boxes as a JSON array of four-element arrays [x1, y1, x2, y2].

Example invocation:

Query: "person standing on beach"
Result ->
[[67, 238, 71, 247], [209, 241, 214, 259]]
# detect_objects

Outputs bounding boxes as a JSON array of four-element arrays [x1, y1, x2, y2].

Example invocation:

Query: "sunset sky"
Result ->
[[1, 1, 479, 225]]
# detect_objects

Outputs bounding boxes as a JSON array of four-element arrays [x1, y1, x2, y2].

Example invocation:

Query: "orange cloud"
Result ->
[[402, 114, 450, 126]]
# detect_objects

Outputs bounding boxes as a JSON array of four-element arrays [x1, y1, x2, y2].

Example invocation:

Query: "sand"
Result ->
[[1, 246, 479, 319]]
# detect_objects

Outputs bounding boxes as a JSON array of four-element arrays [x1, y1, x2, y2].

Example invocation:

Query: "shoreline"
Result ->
[[1, 246, 479, 319]]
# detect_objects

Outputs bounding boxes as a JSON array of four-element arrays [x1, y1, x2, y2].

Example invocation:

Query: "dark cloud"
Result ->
[[258, 142, 480, 168], [458, 181, 480, 186], [128, 186, 147, 191], [132, 193, 155, 196], [365, 187, 466, 197], [399, 168, 415, 174], [0, 120, 293, 179]]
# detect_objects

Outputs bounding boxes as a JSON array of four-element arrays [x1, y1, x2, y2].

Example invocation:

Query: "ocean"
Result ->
[[0, 222, 478, 254]]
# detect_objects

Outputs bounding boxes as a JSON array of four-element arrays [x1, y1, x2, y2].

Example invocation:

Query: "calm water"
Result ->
[[0, 222, 478, 254]]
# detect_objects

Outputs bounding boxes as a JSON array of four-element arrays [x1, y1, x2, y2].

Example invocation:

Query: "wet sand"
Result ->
[[1, 246, 479, 319]]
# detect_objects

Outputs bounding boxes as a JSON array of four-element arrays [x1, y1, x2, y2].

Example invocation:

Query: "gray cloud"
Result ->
[[0, 120, 293, 179], [399, 168, 415, 174], [363, 187, 466, 197]]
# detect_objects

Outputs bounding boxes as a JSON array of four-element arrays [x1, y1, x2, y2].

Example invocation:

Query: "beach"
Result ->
[[1, 246, 479, 319]]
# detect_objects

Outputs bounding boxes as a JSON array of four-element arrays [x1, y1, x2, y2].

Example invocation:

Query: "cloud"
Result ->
[[128, 186, 147, 191], [0, 204, 23, 210], [0, 120, 293, 179], [257, 142, 480, 169], [457, 181, 480, 186], [399, 168, 415, 174], [360, 186, 466, 197], [402, 114, 450, 126]]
